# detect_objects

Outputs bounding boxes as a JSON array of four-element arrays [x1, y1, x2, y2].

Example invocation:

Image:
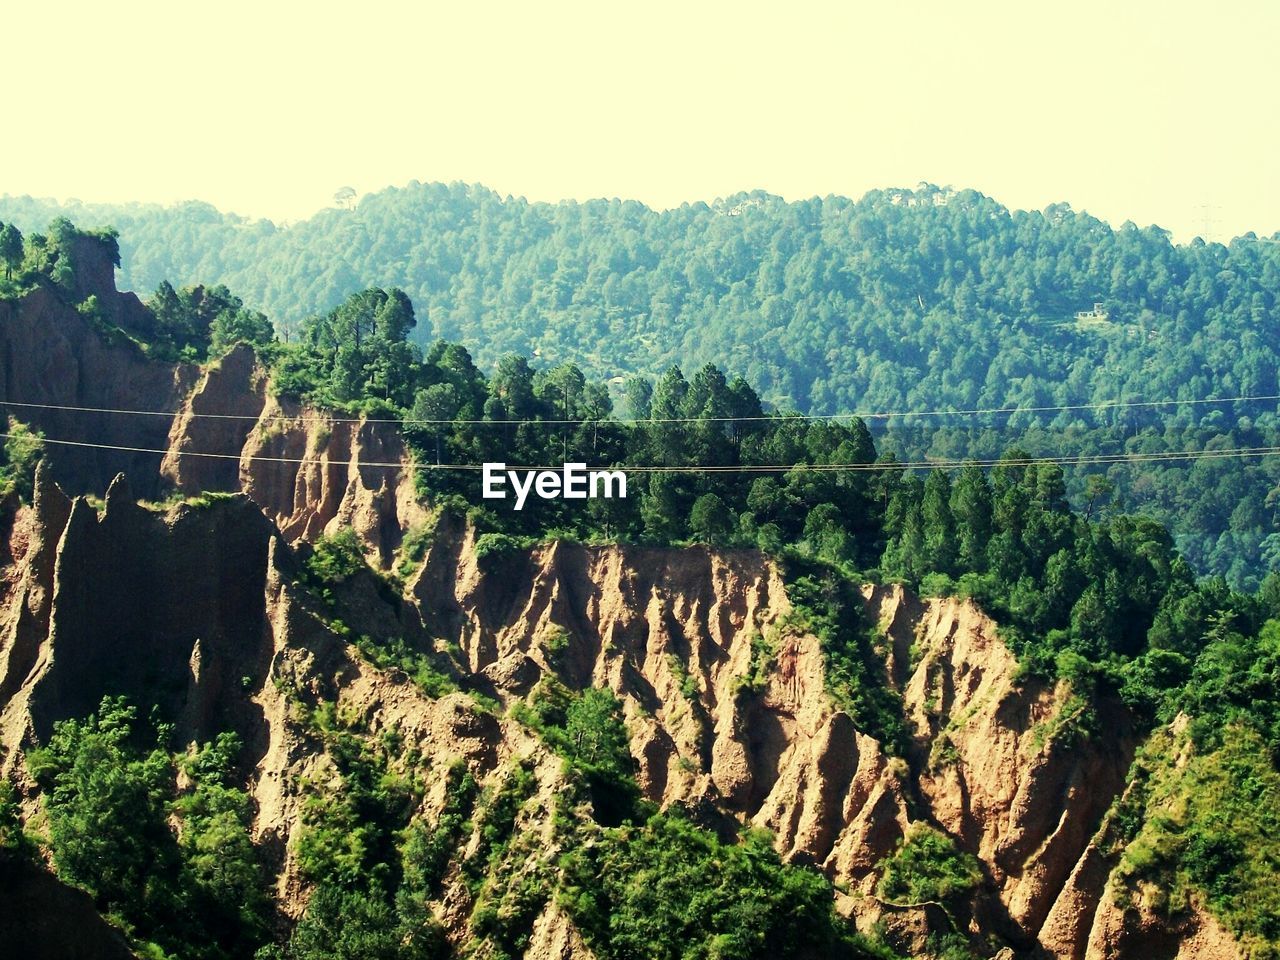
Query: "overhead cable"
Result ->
[[1, 391, 1277, 428]]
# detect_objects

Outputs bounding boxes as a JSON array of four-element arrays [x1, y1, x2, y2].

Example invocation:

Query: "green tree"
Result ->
[[623, 375, 653, 420], [409, 383, 460, 464], [561, 812, 878, 960], [286, 885, 442, 960], [1083, 474, 1114, 520], [210, 302, 274, 353], [46, 217, 80, 290], [1, 419, 44, 500], [300, 288, 421, 406], [174, 734, 270, 944], [564, 688, 634, 778], [27, 699, 178, 912], [689, 492, 734, 545], [804, 502, 852, 563], [145, 281, 272, 358], [491, 354, 538, 420], [921, 470, 957, 574], [0, 222, 22, 280], [640, 473, 684, 542], [951, 465, 993, 572]]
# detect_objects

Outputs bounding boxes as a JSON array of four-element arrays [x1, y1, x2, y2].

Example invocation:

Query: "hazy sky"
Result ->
[[6, 1, 1278, 241]]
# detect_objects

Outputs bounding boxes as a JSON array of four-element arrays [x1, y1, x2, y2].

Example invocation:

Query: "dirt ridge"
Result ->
[[0, 281, 425, 563], [0, 285, 1244, 958]]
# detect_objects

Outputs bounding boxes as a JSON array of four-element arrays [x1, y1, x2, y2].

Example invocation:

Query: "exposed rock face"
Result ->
[[1084, 894, 1242, 960], [868, 585, 1139, 948], [0, 466, 71, 715], [407, 536, 915, 893], [0, 473, 574, 947], [0, 280, 425, 563], [236, 395, 426, 567], [0, 472, 1249, 959], [0, 290, 1248, 957], [1038, 841, 1117, 958], [401, 539, 1179, 957], [0, 288, 195, 497], [525, 903, 597, 960], [0, 472, 277, 761], [161, 342, 266, 492], [0, 856, 137, 960]]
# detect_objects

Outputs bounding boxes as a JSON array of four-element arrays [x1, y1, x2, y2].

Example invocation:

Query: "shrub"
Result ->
[[516, 683, 642, 827], [396, 522, 436, 580], [27, 698, 269, 959], [398, 762, 478, 900], [560, 811, 890, 960], [474, 532, 532, 563], [918, 572, 959, 598], [286, 884, 443, 960], [0, 418, 43, 501], [306, 529, 368, 585], [353, 635, 456, 698], [782, 557, 910, 755], [876, 822, 982, 908], [0, 780, 33, 859]]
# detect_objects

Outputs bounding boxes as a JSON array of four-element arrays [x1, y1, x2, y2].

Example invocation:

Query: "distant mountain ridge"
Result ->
[[1, 229, 1278, 959], [7, 182, 1280, 587], [2, 182, 1277, 414]]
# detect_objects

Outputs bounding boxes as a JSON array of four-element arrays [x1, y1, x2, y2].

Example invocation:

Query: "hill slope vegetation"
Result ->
[[4, 186, 1280, 586]]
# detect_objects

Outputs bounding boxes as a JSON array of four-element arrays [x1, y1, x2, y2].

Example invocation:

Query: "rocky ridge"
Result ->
[[0, 273, 1246, 958], [0, 465, 1238, 958], [0, 278, 425, 565]]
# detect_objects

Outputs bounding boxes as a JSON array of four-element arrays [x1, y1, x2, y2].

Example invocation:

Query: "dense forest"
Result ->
[[4, 185, 1280, 587], [4, 183, 1279, 414], [0, 230, 1272, 726], [250, 284, 1280, 748], [3, 217, 1280, 958]]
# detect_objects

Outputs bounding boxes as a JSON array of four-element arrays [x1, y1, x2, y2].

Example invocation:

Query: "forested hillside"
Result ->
[[2, 230, 1280, 959], [3, 188, 1280, 587], [5, 183, 1279, 412]]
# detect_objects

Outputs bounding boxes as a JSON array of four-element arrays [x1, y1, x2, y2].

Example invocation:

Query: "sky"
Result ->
[[4, 1, 1279, 242]]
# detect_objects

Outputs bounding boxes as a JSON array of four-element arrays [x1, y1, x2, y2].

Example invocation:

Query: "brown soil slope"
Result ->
[[0, 276, 1243, 958], [0, 473, 1238, 958], [0, 281, 424, 561]]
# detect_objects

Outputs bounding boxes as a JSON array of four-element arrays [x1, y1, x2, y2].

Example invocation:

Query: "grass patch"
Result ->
[[781, 555, 909, 755], [352, 634, 457, 699], [1113, 722, 1280, 954]]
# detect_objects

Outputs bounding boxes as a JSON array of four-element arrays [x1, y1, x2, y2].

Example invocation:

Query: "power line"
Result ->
[[1, 391, 1277, 428], [6, 431, 1280, 475], [0, 432, 415, 470]]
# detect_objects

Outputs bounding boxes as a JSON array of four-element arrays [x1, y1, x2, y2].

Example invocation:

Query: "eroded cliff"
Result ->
[[0, 282, 425, 562], [0, 471, 1242, 959], [0, 283, 1253, 958]]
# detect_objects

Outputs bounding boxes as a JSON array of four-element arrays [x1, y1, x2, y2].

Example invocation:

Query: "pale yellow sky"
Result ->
[[5, 1, 1278, 241]]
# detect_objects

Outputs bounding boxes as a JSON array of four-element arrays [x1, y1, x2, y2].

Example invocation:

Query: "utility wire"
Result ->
[[0, 392, 1277, 428], [6, 432, 1280, 474]]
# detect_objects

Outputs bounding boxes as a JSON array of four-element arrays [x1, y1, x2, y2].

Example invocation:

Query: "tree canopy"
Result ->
[[6, 188, 1280, 585]]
